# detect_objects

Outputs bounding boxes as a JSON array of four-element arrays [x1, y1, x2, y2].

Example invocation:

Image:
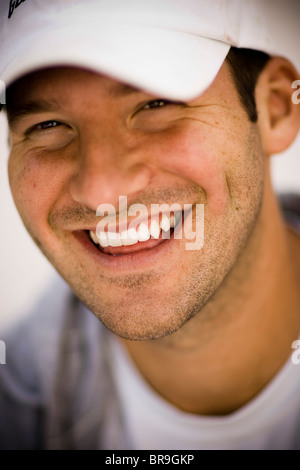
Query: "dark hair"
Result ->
[[226, 47, 270, 122]]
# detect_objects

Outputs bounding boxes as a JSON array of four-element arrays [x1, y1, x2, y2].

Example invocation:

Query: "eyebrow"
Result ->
[[7, 99, 63, 128], [108, 82, 141, 97], [7, 83, 143, 128]]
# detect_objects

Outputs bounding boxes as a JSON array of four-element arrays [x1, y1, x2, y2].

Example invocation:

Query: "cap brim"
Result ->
[[2, 20, 230, 101]]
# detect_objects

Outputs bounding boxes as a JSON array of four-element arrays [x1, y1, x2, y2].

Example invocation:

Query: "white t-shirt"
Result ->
[[108, 334, 300, 450]]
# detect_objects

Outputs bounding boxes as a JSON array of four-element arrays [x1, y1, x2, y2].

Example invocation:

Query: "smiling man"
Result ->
[[0, 0, 300, 450]]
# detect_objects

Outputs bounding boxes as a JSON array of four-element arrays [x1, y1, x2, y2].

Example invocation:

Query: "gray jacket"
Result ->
[[0, 193, 299, 450], [0, 277, 127, 449]]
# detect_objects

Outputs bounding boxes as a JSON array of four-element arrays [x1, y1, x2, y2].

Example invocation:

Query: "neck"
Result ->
[[122, 177, 300, 415]]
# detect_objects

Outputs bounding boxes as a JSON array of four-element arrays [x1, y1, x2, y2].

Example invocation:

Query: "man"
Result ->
[[0, 0, 300, 450]]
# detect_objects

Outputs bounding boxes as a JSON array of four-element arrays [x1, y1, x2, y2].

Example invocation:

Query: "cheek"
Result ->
[[147, 125, 233, 214], [8, 151, 67, 234], [146, 120, 264, 218]]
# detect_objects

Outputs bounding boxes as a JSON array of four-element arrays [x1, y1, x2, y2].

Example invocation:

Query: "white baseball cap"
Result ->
[[0, 0, 299, 101]]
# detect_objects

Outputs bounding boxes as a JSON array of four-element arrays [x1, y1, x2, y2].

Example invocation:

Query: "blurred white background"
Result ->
[[0, 111, 300, 329]]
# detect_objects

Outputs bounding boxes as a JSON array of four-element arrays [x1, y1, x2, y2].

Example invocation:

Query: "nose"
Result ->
[[69, 140, 152, 210]]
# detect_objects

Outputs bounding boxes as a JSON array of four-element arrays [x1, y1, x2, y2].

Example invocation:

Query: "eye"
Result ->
[[35, 120, 62, 130], [26, 120, 64, 135], [131, 99, 186, 131], [142, 99, 172, 110], [23, 119, 75, 150]]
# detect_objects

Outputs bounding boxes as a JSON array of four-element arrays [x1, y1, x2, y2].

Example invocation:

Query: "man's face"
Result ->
[[7, 63, 265, 340]]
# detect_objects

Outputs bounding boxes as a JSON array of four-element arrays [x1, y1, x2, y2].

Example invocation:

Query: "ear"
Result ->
[[255, 57, 300, 156]]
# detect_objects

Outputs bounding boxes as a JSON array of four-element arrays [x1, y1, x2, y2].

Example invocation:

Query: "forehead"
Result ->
[[8, 67, 142, 104], [7, 60, 233, 107], [6, 67, 151, 127]]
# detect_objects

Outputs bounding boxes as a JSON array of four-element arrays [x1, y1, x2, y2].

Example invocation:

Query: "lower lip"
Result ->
[[72, 229, 177, 273]]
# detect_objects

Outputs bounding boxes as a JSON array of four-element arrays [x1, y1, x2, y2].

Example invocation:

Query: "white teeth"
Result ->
[[90, 211, 182, 248], [138, 223, 150, 242], [97, 231, 109, 248], [127, 227, 139, 244], [107, 232, 122, 247], [89, 230, 99, 244], [150, 220, 160, 239], [120, 230, 130, 245], [159, 213, 176, 232], [120, 229, 137, 246], [160, 214, 171, 232]]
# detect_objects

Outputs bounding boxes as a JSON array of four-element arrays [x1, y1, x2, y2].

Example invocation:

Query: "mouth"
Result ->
[[87, 211, 182, 256], [70, 207, 194, 273]]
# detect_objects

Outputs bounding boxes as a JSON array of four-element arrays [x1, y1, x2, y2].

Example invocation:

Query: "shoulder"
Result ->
[[0, 275, 79, 449], [0, 275, 75, 391], [0, 274, 113, 449]]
